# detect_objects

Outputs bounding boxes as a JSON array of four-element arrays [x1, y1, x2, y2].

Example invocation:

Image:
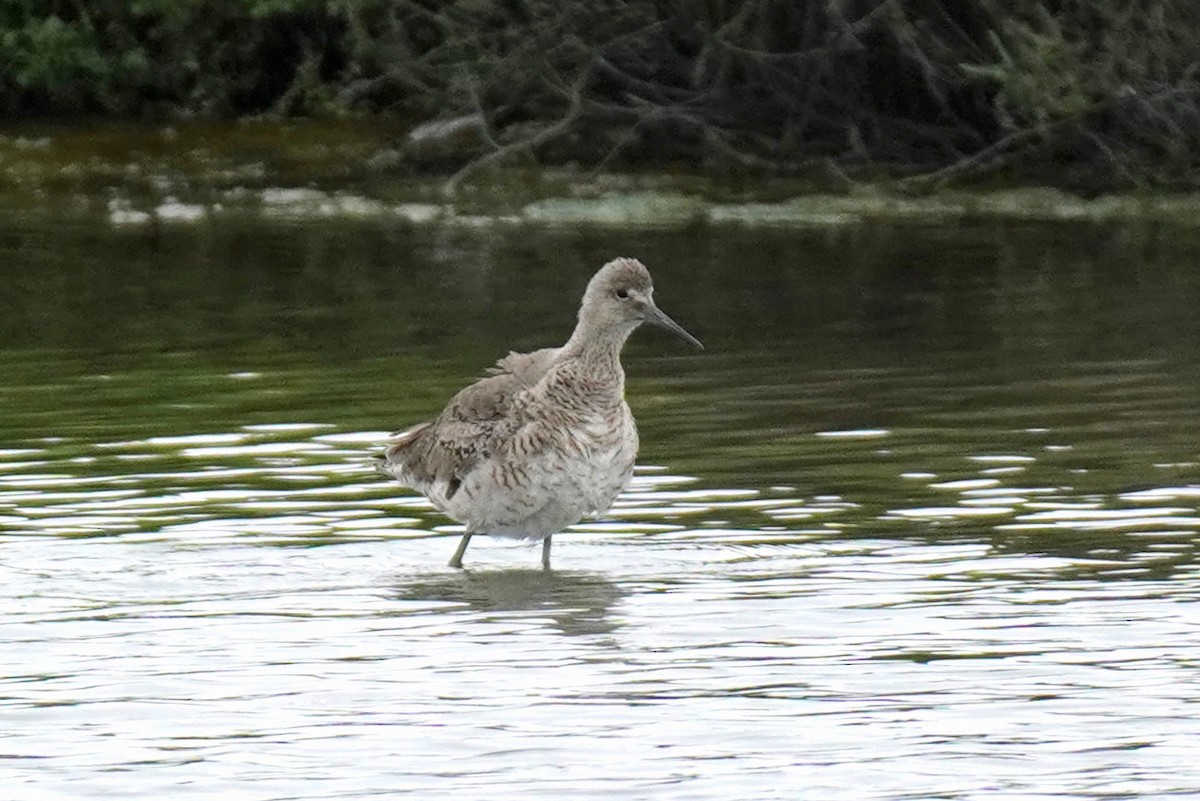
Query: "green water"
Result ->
[[2, 211, 1199, 799]]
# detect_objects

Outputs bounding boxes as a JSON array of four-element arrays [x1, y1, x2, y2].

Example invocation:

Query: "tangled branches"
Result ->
[[366, 0, 1200, 189], [3, 0, 1200, 188]]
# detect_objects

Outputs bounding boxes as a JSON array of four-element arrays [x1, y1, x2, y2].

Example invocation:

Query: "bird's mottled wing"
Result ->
[[485, 347, 559, 384], [379, 347, 559, 497]]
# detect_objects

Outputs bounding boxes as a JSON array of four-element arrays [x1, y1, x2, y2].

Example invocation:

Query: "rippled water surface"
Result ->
[[3, 213, 1200, 800]]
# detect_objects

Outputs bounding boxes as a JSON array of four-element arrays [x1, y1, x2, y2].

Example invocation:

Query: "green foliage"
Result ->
[[0, 0, 357, 115], [964, 13, 1092, 127], [953, 0, 1200, 184], [0, 6, 125, 111], [0, 0, 1198, 187]]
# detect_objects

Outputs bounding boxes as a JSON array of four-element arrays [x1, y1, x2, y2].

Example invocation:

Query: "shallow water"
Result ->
[[2, 213, 1200, 799]]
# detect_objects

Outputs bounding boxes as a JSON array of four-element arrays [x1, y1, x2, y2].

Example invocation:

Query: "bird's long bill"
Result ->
[[644, 304, 704, 349]]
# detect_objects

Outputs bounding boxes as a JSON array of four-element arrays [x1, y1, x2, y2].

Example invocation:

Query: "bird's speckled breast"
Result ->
[[558, 401, 638, 515], [443, 399, 637, 540]]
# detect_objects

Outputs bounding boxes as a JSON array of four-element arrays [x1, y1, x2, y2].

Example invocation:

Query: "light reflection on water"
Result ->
[[2, 217, 1200, 799], [3, 385, 1199, 799]]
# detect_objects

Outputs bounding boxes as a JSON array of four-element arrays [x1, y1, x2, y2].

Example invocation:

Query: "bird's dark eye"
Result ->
[[616, 289, 629, 299]]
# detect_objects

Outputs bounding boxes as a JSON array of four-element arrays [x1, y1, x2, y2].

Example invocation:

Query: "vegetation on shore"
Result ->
[[2, 0, 1199, 190]]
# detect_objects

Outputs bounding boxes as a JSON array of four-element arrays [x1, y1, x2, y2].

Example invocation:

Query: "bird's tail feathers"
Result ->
[[373, 421, 432, 477]]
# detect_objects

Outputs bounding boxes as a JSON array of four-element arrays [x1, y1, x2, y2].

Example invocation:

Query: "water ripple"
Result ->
[[4, 217, 1200, 798]]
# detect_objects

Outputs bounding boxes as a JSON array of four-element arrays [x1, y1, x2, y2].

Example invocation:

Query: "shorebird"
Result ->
[[377, 257, 702, 569]]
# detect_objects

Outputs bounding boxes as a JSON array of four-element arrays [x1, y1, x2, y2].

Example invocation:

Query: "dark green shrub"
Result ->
[[1, 0, 1198, 187]]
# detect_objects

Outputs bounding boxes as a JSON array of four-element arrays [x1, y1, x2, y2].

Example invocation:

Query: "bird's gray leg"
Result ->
[[541, 535, 552, 570], [449, 532, 473, 569]]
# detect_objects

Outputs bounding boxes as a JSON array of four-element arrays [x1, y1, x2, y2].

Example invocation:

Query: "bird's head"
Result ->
[[579, 257, 703, 349]]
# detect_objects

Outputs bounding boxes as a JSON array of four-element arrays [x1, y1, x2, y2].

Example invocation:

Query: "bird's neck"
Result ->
[[557, 322, 633, 402], [562, 316, 635, 361]]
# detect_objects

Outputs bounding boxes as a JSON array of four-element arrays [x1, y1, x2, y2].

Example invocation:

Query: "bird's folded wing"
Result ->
[[382, 346, 561, 487]]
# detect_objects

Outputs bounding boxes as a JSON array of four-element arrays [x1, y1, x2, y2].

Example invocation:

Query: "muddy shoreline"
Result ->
[[4, 121, 1199, 228]]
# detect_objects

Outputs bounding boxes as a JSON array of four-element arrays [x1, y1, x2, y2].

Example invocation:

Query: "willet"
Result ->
[[377, 257, 702, 569]]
